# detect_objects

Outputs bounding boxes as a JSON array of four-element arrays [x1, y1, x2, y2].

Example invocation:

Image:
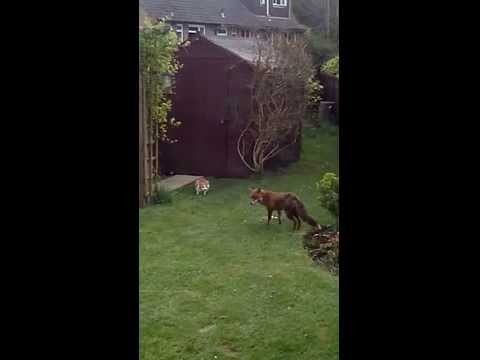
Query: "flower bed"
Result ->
[[303, 226, 339, 275]]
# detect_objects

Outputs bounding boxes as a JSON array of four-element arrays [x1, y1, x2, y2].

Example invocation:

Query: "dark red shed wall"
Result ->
[[225, 61, 254, 177], [161, 37, 253, 178]]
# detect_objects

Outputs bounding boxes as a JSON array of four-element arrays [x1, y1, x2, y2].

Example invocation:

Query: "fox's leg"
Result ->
[[277, 210, 282, 224], [295, 214, 302, 230], [290, 208, 301, 230], [286, 210, 297, 230], [267, 209, 273, 225]]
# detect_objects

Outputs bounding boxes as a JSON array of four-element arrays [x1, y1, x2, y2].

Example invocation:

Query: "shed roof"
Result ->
[[140, 0, 306, 31], [205, 36, 258, 63]]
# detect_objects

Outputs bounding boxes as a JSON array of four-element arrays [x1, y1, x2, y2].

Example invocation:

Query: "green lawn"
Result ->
[[140, 127, 339, 360]]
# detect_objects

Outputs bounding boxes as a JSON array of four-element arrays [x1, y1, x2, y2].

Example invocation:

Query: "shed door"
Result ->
[[168, 59, 229, 177]]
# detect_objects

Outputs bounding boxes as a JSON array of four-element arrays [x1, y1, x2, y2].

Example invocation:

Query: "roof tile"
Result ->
[[140, 0, 306, 30]]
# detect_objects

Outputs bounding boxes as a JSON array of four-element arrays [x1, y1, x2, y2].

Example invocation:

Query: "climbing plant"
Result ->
[[139, 18, 182, 143]]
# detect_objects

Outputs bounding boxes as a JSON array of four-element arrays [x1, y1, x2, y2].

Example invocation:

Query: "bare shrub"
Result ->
[[237, 36, 319, 172]]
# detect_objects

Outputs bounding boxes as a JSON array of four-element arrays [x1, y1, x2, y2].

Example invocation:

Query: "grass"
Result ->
[[151, 185, 173, 205], [140, 127, 339, 360]]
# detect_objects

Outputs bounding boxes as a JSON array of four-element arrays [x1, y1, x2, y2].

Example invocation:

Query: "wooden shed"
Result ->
[[161, 35, 300, 178]]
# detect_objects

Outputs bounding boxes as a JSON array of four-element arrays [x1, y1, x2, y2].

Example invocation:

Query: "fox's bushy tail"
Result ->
[[293, 198, 319, 228]]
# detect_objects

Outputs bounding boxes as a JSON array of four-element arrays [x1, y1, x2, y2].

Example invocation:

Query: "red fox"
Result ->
[[249, 187, 321, 231]]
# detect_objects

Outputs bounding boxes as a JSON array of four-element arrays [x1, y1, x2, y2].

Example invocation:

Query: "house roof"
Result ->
[[140, 0, 307, 31]]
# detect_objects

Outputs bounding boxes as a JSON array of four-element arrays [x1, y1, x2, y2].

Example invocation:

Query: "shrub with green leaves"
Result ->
[[317, 172, 339, 220], [321, 55, 339, 78]]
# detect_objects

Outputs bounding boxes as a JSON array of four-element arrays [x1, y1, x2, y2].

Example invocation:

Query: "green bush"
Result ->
[[151, 186, 172, 205], [321, 55, 339, 78], [317, 172, 339, 220]]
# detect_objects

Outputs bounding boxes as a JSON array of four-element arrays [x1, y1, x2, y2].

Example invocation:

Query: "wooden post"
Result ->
[[139, 71, 145, 207], [148, 112, 153, 197], [155, 116, 159, 177], [143, 76, 150, 204]]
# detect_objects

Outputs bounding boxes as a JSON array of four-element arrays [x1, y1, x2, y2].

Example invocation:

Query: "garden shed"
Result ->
[[161, 35, 300, 178]]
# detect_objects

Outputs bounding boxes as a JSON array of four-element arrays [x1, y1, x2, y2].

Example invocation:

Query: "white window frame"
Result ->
[[260, 0, 266, 5], [272, 0, 287, 7], [188, 24, 206, 35], [216, 27, 228, 36], [174, 24, 183, 42]]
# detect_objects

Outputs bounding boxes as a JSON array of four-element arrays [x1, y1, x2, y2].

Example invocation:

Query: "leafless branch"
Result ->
[[236, 35, 315, 172]]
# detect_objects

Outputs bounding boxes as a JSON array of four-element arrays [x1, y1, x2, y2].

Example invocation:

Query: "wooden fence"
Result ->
[[139, 71, 161, 208]]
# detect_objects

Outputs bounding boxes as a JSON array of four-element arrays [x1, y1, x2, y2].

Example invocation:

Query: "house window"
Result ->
[[230, 27, 238, 37], [272, 0, 287, 7], [240, 30, 251, 38], [260, 0, 265, 5], [188, 24, 206, 35], [174, 24, 183, 42], [216, 27, 227, 36]]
